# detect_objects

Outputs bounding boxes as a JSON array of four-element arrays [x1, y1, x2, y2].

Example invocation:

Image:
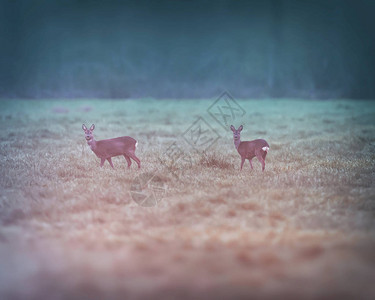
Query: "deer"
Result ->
[[82, 124, 141, 169], [230, 125, 269, 171]]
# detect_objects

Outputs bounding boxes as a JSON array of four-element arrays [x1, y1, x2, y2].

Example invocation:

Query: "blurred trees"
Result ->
[[0, 0, 374, 99]]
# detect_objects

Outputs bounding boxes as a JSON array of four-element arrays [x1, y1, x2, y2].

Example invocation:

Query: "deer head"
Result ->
[[230, 125, 243, 141], [82, 124, 95, 142]]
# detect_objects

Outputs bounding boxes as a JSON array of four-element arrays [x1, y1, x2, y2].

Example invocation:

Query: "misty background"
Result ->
[[1, 0, 374, 99]]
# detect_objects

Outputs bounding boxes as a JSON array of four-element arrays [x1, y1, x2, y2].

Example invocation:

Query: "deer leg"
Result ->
[[100, 158, 105, 167], [240, 157, 245, 170], [256, 154, 265, 171], [128, 152, 141, 169], [262, 151, 267, 160], [107, 157, 115, 169], [124, 155, 132, 168], [248, 159, 253, 170]]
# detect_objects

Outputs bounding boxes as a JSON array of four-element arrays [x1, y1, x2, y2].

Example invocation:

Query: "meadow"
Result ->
[[0, 98, 374, 299]]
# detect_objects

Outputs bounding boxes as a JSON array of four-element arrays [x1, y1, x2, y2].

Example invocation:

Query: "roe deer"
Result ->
[[82, 124, 141, 169], [230, 125, 269, 171]]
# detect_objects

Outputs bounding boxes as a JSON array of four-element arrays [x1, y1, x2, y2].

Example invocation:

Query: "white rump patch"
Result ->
[[135, 141, 138, 148], [262, 146, 269, 152]]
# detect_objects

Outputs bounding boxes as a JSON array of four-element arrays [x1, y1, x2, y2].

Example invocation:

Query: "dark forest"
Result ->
[[1, 0, 374, 99]]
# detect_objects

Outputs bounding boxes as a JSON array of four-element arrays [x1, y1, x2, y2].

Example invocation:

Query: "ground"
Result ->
[[0, 98, 374, 299]]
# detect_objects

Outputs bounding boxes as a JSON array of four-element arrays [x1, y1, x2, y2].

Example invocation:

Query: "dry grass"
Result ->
[[0, 98, 374, 299]]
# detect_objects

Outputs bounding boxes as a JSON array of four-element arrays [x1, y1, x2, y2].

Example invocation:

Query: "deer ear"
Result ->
[[230, 125, 235, 132], [82, 124, 87, 131], [90, 124, 95, 131], [238, 125, 243, 132]]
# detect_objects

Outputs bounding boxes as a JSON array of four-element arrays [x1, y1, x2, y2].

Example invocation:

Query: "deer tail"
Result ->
[[262, 146, 269, 152]]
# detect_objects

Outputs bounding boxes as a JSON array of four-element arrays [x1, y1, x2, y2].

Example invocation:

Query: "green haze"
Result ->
[[1, 0, 374, 99]]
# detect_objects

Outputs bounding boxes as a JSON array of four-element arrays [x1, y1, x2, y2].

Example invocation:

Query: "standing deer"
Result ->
[[230, 125, 269, 171], [82, 124, 141, 169]]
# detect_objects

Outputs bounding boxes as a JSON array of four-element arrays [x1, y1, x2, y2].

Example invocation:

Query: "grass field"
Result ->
[[0, 98, 374, 299]]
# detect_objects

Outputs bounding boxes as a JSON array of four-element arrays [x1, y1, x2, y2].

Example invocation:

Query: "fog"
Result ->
[[1, 0, 374, 99]]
